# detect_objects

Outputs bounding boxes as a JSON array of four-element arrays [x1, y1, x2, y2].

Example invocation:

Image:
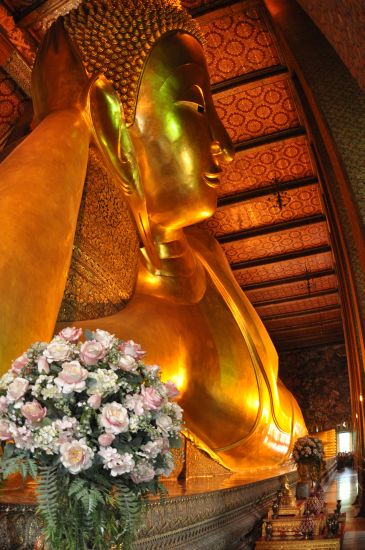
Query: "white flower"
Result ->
[[11, 425, 35, 451], [43, 337, 72, 362], [131, 460, 155, 484], [87, 369, 119, 396], [117, 355, 138, 372], [33, 424, 59, 454], [98, 447, 135, 477], [55, 361, 88, 394], [0, 372, 15, 390], [92, 329, 116, 349], [6, 377, 29, 402], [60, 439, 94, 474], [140, 438, 164, 459], [155, 414, 173, 435], [99, 402, 129, 434], [125, 393, 145, 416]]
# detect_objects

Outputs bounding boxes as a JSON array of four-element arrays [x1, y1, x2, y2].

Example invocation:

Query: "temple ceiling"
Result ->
[[0, 0, 344, 352]]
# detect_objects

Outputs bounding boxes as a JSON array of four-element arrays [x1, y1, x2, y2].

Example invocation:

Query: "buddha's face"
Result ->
[[128, 32, 234, 231]]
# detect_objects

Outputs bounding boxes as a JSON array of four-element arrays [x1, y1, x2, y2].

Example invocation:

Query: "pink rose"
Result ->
[[141, 385, 163, 411], [99, 402, 129, 434], [58, 326, 83, 343], [21, 400, 47, 423], [37, 356, 50, 374], [60, 439, 94, 474], [0, 396, 9, 413], [55, 361, 88, 394], [165, 380, 179, 398], [87, 394, 101, 409], [0, 419, 13, 440], [11, 353, 29, 374], [98, 433, 115, 447], [7, 377, 29, 402], [118, 340, 145, 359], [80, 341, 106, 365]]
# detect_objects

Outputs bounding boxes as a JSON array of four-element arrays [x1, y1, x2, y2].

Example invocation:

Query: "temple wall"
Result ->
[[279, 344, 351, 433], [296, 0, 365, 93]]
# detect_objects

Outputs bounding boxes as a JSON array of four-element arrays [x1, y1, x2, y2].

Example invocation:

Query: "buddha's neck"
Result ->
[[140, 226, 206, 304]]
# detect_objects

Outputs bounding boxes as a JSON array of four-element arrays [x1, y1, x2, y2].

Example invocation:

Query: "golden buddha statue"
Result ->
[[0, 0, 306, 472]]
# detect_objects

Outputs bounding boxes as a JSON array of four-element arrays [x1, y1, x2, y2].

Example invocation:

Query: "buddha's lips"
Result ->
[[203, 173, 220, 188]]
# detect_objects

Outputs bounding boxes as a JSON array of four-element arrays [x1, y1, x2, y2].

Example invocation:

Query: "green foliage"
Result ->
[[27, 465, 144, 550], [0, 445, 38, 482]]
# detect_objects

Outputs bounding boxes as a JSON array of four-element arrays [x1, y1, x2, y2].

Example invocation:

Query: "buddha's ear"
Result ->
[[85, 75, 137, 196], [85, 76, 161, 269]]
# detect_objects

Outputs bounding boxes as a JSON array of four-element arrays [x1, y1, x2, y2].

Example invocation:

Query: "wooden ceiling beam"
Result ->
[[261, 303, 340, 321], [268, 317, 342, 333], [253, 288, 338, 307], [241, 268, 335, 291], [234, 127, 306, 153], [191, 0, 256, 17], [212, 65, 288, 95], [231, 245, 332, 270], [217, 213, 326, 243], [218, 176, 318, 208]]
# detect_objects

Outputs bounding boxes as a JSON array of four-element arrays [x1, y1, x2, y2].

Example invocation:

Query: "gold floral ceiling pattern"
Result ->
[[214, 78, 301, 143], [218, 135, 315, 197], [0, 0, 343, 351]]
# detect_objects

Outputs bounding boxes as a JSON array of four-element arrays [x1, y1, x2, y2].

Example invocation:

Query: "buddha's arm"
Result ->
[[0, 108, 90, 372]]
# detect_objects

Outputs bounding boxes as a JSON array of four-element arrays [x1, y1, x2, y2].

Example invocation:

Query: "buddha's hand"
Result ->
[[32, 18, 89, 123]]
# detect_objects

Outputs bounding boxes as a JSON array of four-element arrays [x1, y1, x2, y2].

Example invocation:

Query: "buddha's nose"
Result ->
[[209, 115, 235, 165], [210, 135, 234, 165]]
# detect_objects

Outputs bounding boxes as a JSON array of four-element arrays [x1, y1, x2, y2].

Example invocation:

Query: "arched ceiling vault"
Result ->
[[0, 0, 345, 352]]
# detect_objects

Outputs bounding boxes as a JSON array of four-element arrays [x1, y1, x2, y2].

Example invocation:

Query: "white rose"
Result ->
[[156, 414, 173, 435], [93, 329, 116, 349], [55, 361, 88, 394], [7, 377, 29, 402], [60, 439, 94, 474], [118, 355, 137, 372], [44, 338, 71, 362], [131, 461, 155, 484], [99, 402, 129, 434]]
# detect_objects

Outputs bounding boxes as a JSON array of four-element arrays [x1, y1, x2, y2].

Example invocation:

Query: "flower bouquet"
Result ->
[[292, 436, 324, 483], [0, 328, 182, 549]]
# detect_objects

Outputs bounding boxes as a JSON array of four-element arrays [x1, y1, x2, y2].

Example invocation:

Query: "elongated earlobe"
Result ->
[[85, 76, 161, 269]]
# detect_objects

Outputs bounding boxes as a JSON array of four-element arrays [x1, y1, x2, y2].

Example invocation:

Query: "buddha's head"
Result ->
[[65, 0, 233, 231]]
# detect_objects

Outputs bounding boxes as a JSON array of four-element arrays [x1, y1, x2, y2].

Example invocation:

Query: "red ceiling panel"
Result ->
[[214, 77, 301, 143], [246, 274, 338, 302], [222, 221, 329, 263], [0, 70, 27, 148], [204, 183, 323, 236], [218, 136, 315, 197], [257, 292, 339, 317], [197, 4, 281, 83], [234, 251, 334, 286]]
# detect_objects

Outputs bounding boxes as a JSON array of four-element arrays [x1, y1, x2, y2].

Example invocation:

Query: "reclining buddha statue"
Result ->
[[0, 0, 306, 472]]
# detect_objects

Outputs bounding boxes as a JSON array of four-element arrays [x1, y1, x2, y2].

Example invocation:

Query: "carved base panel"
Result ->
[[0, 471, 297, 550]]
